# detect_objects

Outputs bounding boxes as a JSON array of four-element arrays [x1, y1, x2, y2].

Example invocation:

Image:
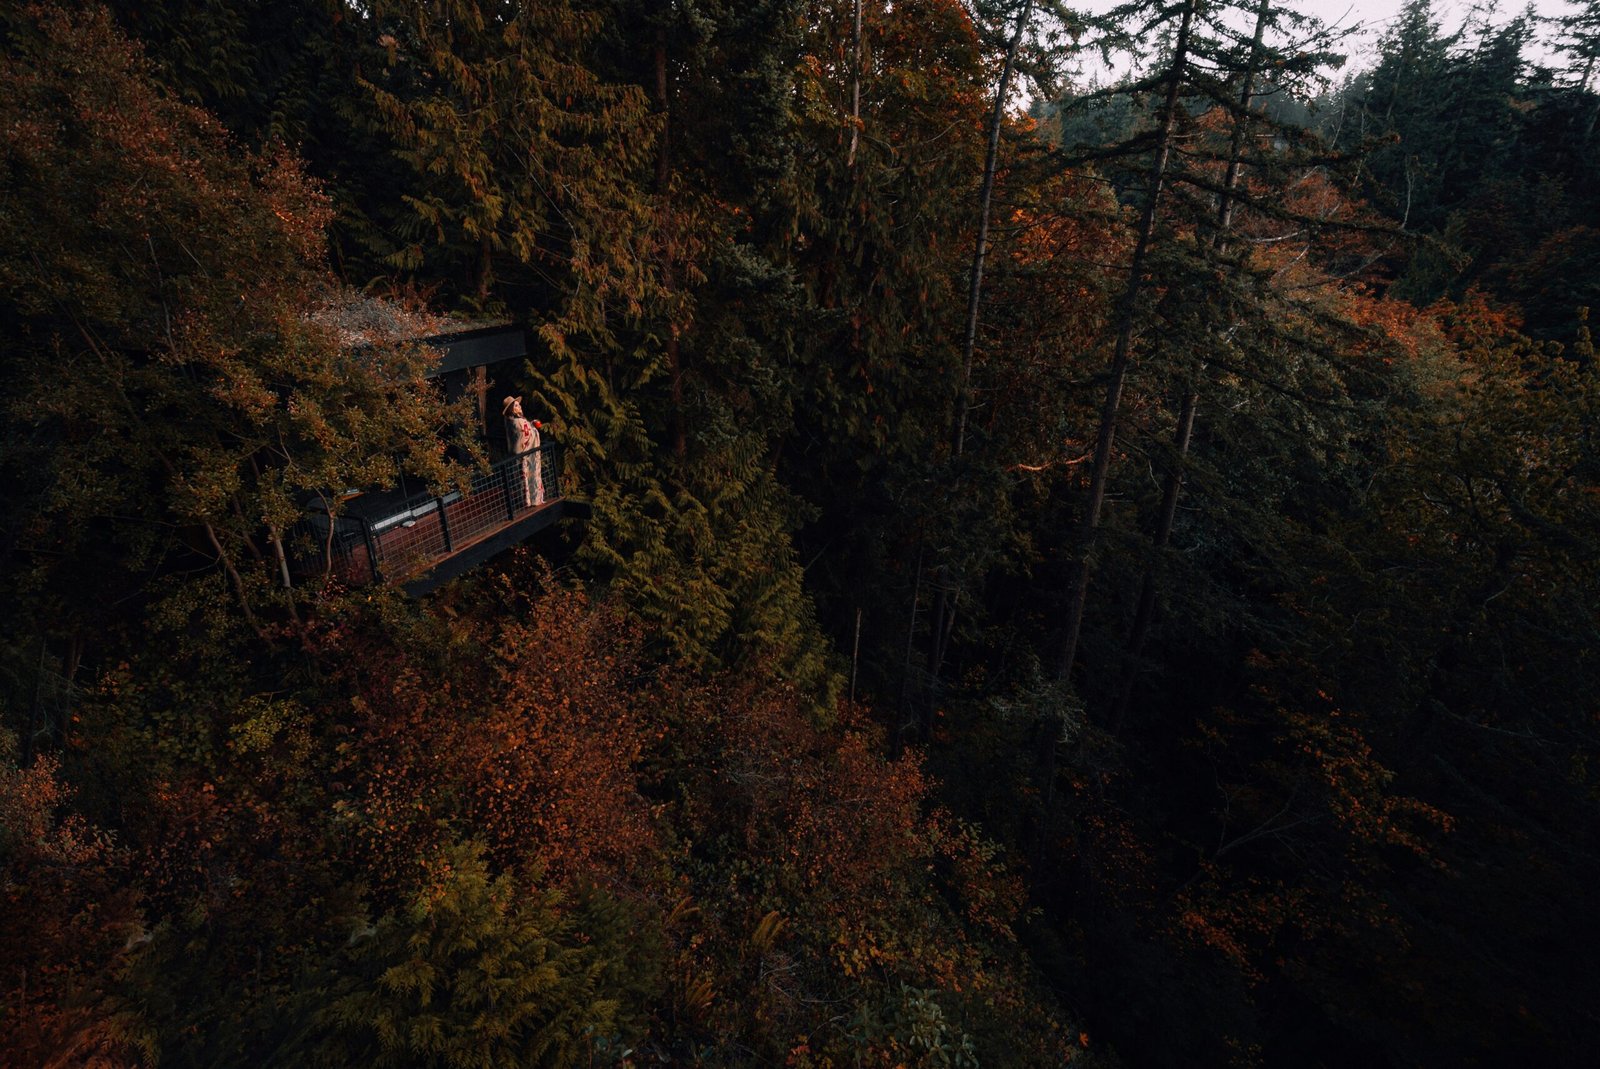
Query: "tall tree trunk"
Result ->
[[654, 24, 671, 191], [23, 640, 47, 766], [1110, 388, 1197, 730], [1111, 0, 1272, 731], [1056, 0, 1195, 686], [203, 519, 266, 640], [952, 0, 1034, 459], [268, 522, 294, 589], [475, 234, 493, 304], [893, 546, 925, 759], [847, 0, 862, 167], [1034, 4, 1197, 856], [850, 606, 863, 702], [920, 0, 1035, 742]]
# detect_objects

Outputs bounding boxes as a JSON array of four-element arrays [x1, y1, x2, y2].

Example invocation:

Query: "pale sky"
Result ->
[[1069, 0, 1581, 79], [1302, 0, 1575, 66]]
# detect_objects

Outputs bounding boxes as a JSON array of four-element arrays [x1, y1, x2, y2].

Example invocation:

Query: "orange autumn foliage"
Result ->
[[679, 682, 930, 913], [329, 579, 659, 893], [0, 741, 140, 1069]]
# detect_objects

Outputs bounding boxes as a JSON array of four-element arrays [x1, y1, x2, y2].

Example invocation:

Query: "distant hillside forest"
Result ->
[[3, 1, 1597, 1066]]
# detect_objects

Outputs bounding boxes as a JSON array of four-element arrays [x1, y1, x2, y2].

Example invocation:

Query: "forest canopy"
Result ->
[[2, 1, 1597, 1066]]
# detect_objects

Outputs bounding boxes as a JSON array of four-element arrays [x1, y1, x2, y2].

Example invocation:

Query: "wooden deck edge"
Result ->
[[400, 500, 570, 596]]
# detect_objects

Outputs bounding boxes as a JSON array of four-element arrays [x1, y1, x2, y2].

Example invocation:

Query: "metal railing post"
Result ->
[[437, 497, 453, 552], [360, 518, 383, 584]]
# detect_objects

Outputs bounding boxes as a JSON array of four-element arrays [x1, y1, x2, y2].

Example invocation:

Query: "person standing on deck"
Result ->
[[502, 396, 544, 507]]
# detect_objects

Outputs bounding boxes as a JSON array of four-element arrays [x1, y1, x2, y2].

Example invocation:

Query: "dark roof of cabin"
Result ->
[[423, 322, 527, 377], [309, 296, 526, 377]]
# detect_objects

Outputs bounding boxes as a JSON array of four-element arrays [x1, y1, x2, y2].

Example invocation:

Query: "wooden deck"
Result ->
[[400, 499, 571, 595], [291, 445, 571, 593]]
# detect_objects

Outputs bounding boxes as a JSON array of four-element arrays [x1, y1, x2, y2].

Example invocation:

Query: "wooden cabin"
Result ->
[[290, 323, 575, 595]]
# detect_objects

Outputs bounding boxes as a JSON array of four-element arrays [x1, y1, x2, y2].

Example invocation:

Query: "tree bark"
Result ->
[[952, 0, 1034, 459], [1107, 0, 1267, 729], [1110, 387, 1197, 731], [1056, 0, 1196, 686], [921, 0, 1035, 742], [848, 0, 862, 167], [893, 546, 924, 759], [850, 606, 862, 701], [268, 522, 294, 589], [203, 519, 266, 640], [1110, 0, 1272, 730]]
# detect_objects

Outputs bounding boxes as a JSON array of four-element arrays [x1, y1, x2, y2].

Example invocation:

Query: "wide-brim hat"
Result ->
[[501, 395, 519, 415]]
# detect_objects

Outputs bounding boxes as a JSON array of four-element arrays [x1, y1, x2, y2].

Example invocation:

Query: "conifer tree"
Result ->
[[924, 0, 1083, 737], [1551, 0, 1600, 149], [1341, 0, 1454, 225], [953, 0, 1068, 459], [103, 0, 354, 148], [1047, 0, 1348, 669], [302, 845, 659, 1068], [349, 0, 659, 312], [778, 0, 994, 726], [565, 0, 839, 691], [1110, 0, 1276, 729], [1054, 0, 1199, 690]]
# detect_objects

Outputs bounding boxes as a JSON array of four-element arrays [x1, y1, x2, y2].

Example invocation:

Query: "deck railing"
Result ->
[[289, 443, 563, 587]]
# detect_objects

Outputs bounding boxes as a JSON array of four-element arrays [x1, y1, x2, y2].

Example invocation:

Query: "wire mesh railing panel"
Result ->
[[368, 444, 563, 583], [374, 508, 448, 580], [290, 443, 564, 588], [445, 487, 505, 544]]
